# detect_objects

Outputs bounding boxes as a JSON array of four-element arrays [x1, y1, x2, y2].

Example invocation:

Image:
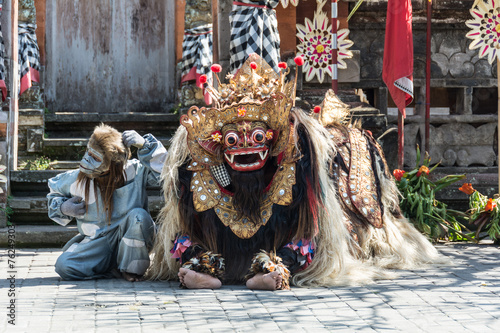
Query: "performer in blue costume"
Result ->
[[47, 124, 167, 281]]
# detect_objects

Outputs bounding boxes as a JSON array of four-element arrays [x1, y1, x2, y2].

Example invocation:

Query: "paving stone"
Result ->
[[2, 245, 500, 332]]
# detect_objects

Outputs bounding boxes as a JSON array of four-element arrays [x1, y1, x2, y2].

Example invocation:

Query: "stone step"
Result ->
[[9, 195, 164, 224], [428, 167, 498, 211], [0, 224, 79, 247], [8, 170, 163, 224], [43, 137, 172, 148], [44, 112, 180, 138]]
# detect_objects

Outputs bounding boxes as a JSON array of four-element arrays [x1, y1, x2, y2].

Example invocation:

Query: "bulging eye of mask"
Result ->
[[79, 147, 109, 177]]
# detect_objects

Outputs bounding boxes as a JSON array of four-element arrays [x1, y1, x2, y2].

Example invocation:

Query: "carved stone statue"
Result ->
[[19, 0, 36, 23], [184, 0, 212, 29]]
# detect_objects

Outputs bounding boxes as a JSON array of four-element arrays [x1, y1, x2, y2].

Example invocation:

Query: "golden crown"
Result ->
[[180, 54, 296, 166]]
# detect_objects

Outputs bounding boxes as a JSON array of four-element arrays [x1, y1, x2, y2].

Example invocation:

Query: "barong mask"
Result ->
[[221, 121, 273, 171], [180, 53, 295, 171], [179, 54, 299, 239]]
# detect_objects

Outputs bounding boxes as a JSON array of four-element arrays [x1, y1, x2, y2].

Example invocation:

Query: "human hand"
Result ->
[[122, 130, 145, 148], [61, 196, 86, 218]]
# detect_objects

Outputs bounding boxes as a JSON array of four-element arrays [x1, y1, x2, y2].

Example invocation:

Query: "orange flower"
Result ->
[[485, 198, 497, 212], [458, 183, 475, 195], [416, 165, 430, 177], [393, 169, 406, 181], [265, 129, 274, 140], [237, 108, 246, 117]]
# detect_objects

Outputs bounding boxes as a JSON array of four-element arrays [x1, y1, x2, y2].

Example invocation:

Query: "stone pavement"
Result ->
[[1, 243, 499, 333]]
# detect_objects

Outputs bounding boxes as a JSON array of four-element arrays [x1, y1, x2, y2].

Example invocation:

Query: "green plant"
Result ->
[[393, 147, 473, 242], [459, 183, 500, 241], [23, 156, 52, 170], [0, 155, 6, 194], [0, 195, 14, 222], [170, 103, 182, 115]]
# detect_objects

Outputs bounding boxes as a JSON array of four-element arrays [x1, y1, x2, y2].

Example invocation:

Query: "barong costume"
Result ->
[[149, 55, 443, 289], [48, 133, 167, 280]]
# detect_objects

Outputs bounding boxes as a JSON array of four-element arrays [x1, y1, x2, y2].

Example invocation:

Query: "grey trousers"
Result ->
[[55, 208, 155, 280]]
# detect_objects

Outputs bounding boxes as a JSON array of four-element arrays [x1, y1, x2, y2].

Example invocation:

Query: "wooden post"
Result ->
[[212, 0, 219, 65], [425, 0, 432, 154], [216, 0, 232, 78], [398, 110, 404, 169], [331, 0, 338, 93]]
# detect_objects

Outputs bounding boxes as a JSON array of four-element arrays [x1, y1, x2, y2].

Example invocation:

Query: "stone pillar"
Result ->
[[414, 85, 425, 117], [375, 87, 388, 115], [18, 0, 42, 109], [456, 86, 473, 115], [179, 0, 213, 109]]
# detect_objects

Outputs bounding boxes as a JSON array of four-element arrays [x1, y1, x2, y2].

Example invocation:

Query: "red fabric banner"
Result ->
[[382, 0, 414, 118]]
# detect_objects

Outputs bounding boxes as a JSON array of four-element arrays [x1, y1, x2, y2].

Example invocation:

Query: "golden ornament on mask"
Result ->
[[180, 54, 296, 167]]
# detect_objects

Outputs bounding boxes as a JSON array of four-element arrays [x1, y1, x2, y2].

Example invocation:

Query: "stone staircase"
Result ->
[[0, 110, 180, 247]]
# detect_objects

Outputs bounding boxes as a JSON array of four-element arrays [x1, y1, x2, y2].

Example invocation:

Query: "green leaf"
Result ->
[[347, 0, 365, 21], [416, 145, 421, 166]]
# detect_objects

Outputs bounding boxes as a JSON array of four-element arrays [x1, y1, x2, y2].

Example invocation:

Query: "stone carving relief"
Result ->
[[404, 122, 497, 168], [19, 0, 36, 23], [184, 0, 212, 29]]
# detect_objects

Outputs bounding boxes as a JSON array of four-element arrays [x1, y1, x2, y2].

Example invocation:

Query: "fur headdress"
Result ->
[[88, 124, 130, 167]]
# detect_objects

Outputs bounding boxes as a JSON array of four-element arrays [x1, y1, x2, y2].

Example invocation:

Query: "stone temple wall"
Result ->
[[345, 0, 497, 169]]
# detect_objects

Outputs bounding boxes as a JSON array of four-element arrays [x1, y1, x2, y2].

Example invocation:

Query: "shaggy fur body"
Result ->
[[148, 109, 445, 286]]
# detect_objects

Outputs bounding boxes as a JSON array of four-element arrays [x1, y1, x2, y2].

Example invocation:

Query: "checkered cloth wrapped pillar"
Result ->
[[0, 21, 6, 101], [180, 24, 213, 85], [179, 23, 213, 104], [18, 22, 40, 95], [229, 0, 281, 73]]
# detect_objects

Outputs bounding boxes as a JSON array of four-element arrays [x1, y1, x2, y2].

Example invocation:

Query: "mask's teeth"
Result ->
[[225, 153, 235, 163], [258, 150, 268, 160]]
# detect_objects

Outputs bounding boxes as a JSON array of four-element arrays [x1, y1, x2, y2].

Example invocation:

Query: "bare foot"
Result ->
[[121, 271, 144, 282], [246, 271, 282, 290], [178, 268, 222, 289]]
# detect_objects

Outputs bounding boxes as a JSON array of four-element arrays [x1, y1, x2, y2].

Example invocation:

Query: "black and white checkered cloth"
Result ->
[[0, 21, 5, 83], [18, 22, 40, 81], [179, 24, 213, 79], [229, 0, 281, 73], [210, 164, 231, 187]]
